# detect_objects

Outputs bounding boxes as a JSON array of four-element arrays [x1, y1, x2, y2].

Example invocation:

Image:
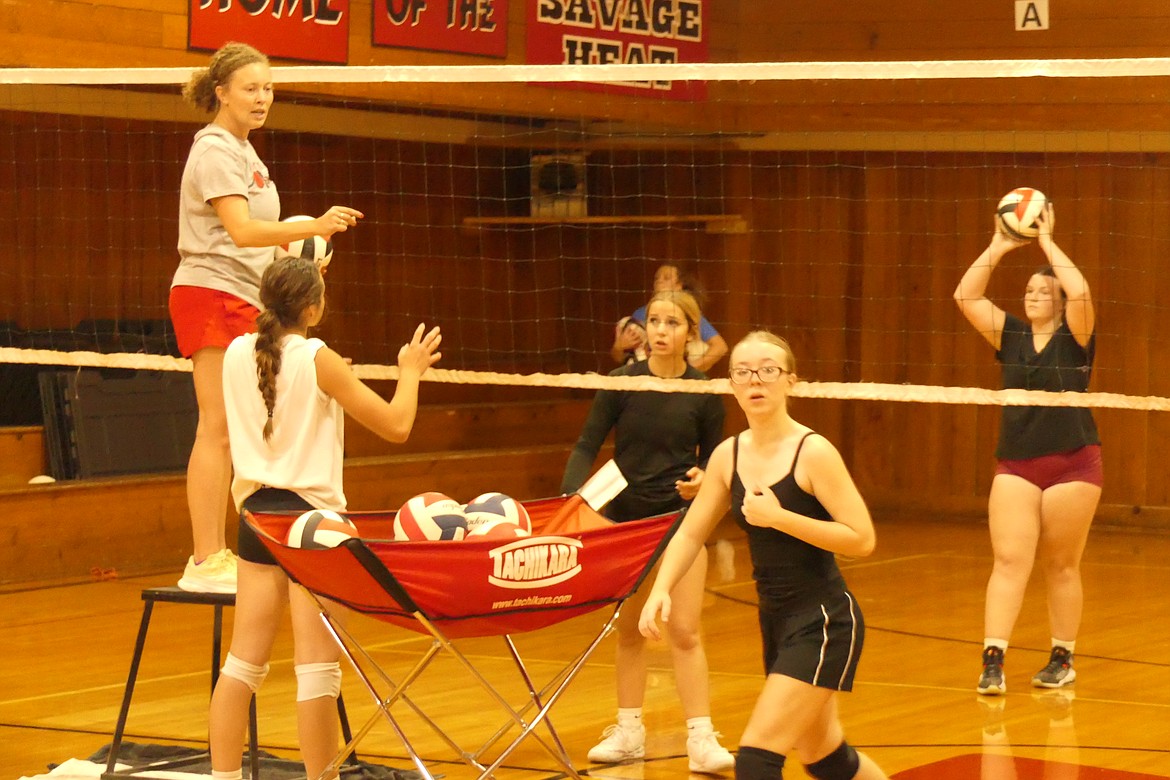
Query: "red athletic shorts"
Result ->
[[995, 444, 1103, 490], [169, 285, 259, 358]]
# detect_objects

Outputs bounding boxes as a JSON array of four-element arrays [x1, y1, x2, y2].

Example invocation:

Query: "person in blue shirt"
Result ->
[[611, 264, 728, 372]]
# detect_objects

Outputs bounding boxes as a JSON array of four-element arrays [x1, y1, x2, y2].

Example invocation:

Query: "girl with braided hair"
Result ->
[[212, 256, 440, 780]]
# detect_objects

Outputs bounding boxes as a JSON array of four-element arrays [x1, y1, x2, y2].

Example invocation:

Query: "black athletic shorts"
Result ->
[[759, 590, 865, 692], [238, 488, 314, 565]]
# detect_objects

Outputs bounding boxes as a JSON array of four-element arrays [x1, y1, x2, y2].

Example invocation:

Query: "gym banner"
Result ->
[[527, 0, 708, 100], [372, 0, 509, 58], [189, 0, 351, 65]]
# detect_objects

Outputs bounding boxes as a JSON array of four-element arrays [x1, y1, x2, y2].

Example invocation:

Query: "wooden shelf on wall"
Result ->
[[461, 214, 748, 234]]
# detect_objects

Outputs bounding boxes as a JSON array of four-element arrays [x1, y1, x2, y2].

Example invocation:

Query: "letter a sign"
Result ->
[[1015, 0, 1049, 30]]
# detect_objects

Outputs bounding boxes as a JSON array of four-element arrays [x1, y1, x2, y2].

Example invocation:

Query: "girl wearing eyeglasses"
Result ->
[[563, 289, 734, 774], [640, 331, 888, 780]]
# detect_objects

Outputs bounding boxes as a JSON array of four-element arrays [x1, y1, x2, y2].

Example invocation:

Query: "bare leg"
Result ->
[[664, 546, 713, 718], [209, 561, 288, 773], [188, 348, 231, 561], [984, 474, 1043, 640], [290, 586, 345, 780], [613, 576, 651, 709], [1038, 481, 1101, 641]]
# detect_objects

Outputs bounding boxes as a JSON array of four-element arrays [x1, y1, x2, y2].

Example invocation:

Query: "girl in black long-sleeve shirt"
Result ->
[[562, 289, 734, 774]]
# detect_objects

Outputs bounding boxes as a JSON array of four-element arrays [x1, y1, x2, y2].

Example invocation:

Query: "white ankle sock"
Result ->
[[686, 716, 714, 734], [983, 637, 1009, 652], [211, 771, 243, 780], [1052, 638, 1075, 653], [617, 707, 643, 728]]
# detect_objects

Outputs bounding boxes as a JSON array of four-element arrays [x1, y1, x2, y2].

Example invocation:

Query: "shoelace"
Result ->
[[1041, 654, 1071, 674], [983, 649, 1004, 667], [599, 724, 641, 744]]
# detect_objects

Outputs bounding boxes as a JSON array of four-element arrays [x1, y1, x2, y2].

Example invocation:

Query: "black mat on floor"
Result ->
[[85, 742, 426, 780]]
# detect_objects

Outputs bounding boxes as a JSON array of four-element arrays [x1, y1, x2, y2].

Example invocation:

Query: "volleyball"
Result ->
[[275, 215, 334, 269], [394, 492, 468, 541], [466, 517, 531, 541], [286, 509, 358, 549], [996, 188, 1047, 241], [463, 492, 532, 534]]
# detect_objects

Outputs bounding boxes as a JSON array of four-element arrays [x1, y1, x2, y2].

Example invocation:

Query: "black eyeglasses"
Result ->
[[729, 366, 787, 385]]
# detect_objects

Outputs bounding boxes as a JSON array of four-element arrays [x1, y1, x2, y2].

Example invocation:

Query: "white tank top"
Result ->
[[223, 332, 345, 512]]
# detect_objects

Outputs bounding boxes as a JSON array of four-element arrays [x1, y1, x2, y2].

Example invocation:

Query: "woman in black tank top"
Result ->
[[639, 332, 888, 780], [954, 204, 1101, 696]]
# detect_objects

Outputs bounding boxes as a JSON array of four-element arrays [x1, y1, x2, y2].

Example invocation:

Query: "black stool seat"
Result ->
[[139, 585, 237, 606], [102, 585, 355, 780]]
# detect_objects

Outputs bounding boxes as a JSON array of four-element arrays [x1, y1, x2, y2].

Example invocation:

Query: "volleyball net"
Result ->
[[1, 58, 1169, 417]]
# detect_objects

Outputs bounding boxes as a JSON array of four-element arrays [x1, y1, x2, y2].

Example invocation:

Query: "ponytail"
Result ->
[[254, 256, 325, 442], [254, 309, 282, 441]]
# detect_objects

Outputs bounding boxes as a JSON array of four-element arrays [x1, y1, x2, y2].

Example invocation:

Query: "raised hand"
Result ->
[[398, 323, 442, 377]]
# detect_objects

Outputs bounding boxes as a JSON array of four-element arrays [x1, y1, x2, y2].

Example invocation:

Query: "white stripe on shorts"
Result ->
[[839, 591, 859, 690], [813, 604, 830, 686]]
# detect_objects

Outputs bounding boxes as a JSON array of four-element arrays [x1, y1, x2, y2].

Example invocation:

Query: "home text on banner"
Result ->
[[373, 0, 509, 58], [527, 0, 708, 100], [189, 0, 351, 65]]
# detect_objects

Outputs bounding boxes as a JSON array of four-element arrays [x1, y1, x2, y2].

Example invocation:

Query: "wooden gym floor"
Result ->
[[3, 516, 1168, 779]]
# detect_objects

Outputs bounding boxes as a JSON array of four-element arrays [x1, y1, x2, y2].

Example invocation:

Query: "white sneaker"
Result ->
[[687, 729, 735, 774], [587, 722, 646, 763], [177, 548, 238, 594]]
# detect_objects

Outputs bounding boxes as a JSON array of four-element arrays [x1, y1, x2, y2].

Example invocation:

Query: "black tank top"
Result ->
[[731, 432, 847, 611]]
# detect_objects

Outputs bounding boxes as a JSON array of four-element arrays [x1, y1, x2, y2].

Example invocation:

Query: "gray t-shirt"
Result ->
[[173, 124, 281, 308]]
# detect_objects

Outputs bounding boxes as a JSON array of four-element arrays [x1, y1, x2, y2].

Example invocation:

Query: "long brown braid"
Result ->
[[255, 257, 325, 441]]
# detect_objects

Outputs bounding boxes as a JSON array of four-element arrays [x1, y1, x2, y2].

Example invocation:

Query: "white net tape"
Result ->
[[4, 347, 1165, 411]]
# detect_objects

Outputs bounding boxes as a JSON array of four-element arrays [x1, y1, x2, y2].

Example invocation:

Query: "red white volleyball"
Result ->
[[394, 492, 468, 541], [996, 187, 1047, 240], [286, 509, 358, 549], [463, 492, 532, 534]]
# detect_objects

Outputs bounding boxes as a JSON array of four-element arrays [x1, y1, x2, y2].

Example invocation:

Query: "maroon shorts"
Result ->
[[169, 286, 259, 358], [995, 444, 1103, 490]]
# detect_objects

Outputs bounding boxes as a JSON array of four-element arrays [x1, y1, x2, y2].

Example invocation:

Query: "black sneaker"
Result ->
[[977, 646, 1006, 695], [1032, 646, 1076, 688]]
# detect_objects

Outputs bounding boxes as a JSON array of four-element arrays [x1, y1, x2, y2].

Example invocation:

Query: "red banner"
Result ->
[[527, 0, 708, 100], [372, 0, 509, 58], [189, 0, 351, 65]]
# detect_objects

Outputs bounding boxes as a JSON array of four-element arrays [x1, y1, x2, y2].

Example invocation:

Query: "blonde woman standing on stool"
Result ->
[[171, 41, 362, 592], [640, 331, 887, 780], [953, 203, 1101, 695]]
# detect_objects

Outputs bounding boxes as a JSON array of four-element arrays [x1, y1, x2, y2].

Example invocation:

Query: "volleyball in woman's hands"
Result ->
[[286, 509, 358, 549], [275, 215, 334, 269], [996, 188, 1047, 240], [394, 492, 468, 541]]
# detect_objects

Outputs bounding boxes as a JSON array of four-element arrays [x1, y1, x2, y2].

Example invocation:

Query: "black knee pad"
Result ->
[[804, 741, 860, 780], [736, 745, 786, 780]]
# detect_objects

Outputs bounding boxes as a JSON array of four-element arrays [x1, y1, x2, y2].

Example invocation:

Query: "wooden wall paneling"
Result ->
[[0, 2, 176, 66], [1140, 161, 1170, 509], [720, 159, 753, 346], [731, 0, 1170, 59], [720, 77, 1170, 137], [1094, 162, 1153, 507], [0, 427, 44, 486], [852, 157, 906, 494]]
